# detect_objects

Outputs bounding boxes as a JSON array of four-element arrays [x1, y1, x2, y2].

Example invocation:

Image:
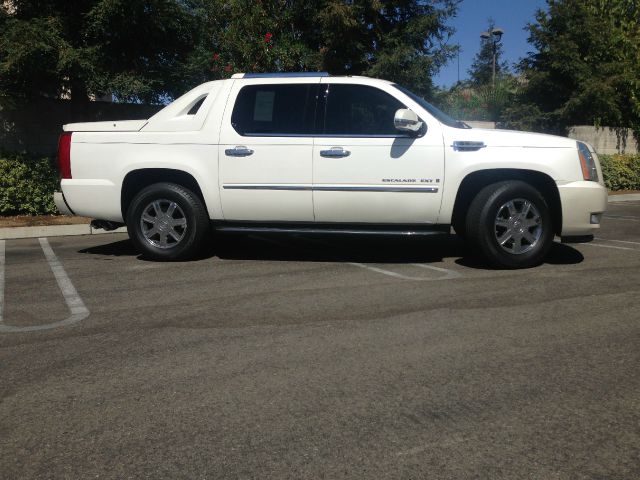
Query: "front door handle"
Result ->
[[320, 147, 351, 158], [225, 146, 254, 157]]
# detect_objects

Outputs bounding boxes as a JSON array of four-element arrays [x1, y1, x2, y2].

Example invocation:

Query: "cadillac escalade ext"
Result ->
[[54, 72, 608, 268]]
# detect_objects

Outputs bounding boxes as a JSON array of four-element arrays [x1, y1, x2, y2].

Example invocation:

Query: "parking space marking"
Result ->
[[0, 238, 90, 333], [348, 262, 461, 281], [603, 214, 640, 222], [595, 237, 640, 246], [581, 242, 635, 251], [0, 240, 5, 323], [410, 263, 462, 279], [251, 234, 462, 282], [300, 235, 463, 281]]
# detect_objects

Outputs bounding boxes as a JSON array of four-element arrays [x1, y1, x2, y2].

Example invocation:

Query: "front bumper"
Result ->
[[558, 181, 608, 237]]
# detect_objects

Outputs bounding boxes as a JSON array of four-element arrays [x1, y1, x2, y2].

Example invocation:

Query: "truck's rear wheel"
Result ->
[[126, 182, 209, 261], [466, 180, 554, 269]]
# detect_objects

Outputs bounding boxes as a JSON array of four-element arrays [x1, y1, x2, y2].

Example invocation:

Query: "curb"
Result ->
[[608, 193, 640, 203], [0, 224, 127, 240]]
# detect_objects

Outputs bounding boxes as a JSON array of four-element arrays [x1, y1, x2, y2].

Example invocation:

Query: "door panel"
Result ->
[[313, 82, 444, 224], [219, 81, 318, 221]]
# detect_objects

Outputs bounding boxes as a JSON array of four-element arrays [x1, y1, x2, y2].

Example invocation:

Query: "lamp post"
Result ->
[[480, 27, 504, 88]]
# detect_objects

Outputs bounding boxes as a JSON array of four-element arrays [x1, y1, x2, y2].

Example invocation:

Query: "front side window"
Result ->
[[393, 84, 470, 129], [323, 84, 407, 136], [231, 84, 316, 136]]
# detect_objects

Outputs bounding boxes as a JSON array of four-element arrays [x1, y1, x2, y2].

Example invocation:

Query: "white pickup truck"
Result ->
[[54, 72, 607, 268]]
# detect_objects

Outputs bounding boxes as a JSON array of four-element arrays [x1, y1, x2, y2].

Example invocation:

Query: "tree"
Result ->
[[188, 0, 322, 82], [468, 19, 509, 86], [0, 0, 461, 103], [434, 76, 518, 122], [192, 0, 461, 99], [504, 0, 640, 139], [318, 0, 460, 97], [0, 0, 203, 103]]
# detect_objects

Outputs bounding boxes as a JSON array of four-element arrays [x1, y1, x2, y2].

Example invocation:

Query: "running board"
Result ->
[[213, 223, 449, 236]]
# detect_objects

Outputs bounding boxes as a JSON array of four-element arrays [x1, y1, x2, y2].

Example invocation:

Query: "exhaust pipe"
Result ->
[[91, 220, 125, 231]]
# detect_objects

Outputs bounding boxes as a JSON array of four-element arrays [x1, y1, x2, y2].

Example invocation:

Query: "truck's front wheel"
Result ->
[[126, 182, 209, 261], [466, 180, 554, 269]]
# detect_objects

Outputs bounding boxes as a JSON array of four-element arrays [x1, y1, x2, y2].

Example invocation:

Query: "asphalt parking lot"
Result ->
[[1, 202, 639, 479]]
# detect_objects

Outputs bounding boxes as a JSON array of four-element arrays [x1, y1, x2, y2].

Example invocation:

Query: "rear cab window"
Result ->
[[231, 84, 318, 136]]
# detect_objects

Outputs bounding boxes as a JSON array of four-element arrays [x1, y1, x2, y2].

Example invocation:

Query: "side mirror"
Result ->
[[394, 108, 423, 133]]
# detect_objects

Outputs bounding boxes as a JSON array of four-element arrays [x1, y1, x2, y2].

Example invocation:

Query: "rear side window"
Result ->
[[187, 96, 206, 115], [323, 84, 406, 136], [231, 84, 317, 136]]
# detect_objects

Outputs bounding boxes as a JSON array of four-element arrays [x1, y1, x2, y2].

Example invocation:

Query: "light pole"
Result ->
[[480, 27, 504, 88]]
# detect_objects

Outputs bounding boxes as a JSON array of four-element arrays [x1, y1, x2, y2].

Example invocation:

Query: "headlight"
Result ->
[[577, 141, 598, 181]]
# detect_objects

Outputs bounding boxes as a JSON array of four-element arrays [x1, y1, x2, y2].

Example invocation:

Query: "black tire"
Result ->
[[466, 180, 554, 269], [452, 218, 466, 239], [126, 182, 209, 261]]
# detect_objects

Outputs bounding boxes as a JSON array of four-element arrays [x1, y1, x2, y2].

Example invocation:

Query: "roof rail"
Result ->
[[232, 72, 330, 79]]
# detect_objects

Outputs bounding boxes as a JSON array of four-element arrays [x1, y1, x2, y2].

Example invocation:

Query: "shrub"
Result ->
[[0, 152, 59, 215], [598, 154, 640, 191]]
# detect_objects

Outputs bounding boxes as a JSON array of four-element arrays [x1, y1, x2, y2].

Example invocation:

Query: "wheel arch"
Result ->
[[451, 169, 562, 236], [121, 168, 208, 221]]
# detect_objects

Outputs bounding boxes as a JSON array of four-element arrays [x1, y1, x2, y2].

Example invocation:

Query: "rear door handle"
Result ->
[[320, 147, 351, 158], [225, 146, 254, 157]]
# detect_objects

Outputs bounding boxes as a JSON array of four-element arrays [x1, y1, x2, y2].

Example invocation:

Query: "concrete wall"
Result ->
[[0, 97, 162, 155], [463, 121, 638, 155], [464, 120, 497, 129], [568, 126, 638, 155]]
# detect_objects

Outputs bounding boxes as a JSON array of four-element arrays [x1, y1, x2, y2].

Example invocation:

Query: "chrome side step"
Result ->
[[213, 223, 449, 236]]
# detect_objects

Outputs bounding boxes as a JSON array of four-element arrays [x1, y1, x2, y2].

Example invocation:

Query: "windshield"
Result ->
[[392, 84, 471, 129]]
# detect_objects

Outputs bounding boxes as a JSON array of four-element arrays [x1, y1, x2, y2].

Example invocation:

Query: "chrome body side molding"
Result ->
[[223, 185, 439, 193]]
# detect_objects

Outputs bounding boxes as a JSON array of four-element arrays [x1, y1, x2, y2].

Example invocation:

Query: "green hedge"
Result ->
[[599, 154, 640, 191], [0, 152, 59, 215]]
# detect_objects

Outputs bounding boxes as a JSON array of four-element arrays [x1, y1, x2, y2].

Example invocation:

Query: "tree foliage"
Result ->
[[467, 18, 508, 86], [434, 76, 518, 122], [0, 0, 460, 103], [0, 0, 204, 103], [194, 0, 460, 98], [504, 0, 640, 138]]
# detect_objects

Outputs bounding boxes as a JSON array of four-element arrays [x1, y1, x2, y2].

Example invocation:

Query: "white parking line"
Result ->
[[603, 214, 640, 222], [253, 234, 462, 282], [0, 240, 5, 323], [0, 238, 90, 333], [348, 262, 461, 281], [581, 242, 635, 251], [411, 263, 462, 279], [595, 237, 640, 246]]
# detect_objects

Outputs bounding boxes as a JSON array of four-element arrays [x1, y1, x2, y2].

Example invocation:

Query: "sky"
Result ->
[[432, 0, 549, 88]]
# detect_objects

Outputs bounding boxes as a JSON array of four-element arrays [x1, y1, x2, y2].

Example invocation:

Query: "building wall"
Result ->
[[0, 97, 161, 155], [567, 126, 638, 155], [463, 121, 638, 155]]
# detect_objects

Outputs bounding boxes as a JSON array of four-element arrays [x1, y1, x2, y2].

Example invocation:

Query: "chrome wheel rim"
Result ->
[[140, 199, 187, 249], [494, 198, 542, 255]]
